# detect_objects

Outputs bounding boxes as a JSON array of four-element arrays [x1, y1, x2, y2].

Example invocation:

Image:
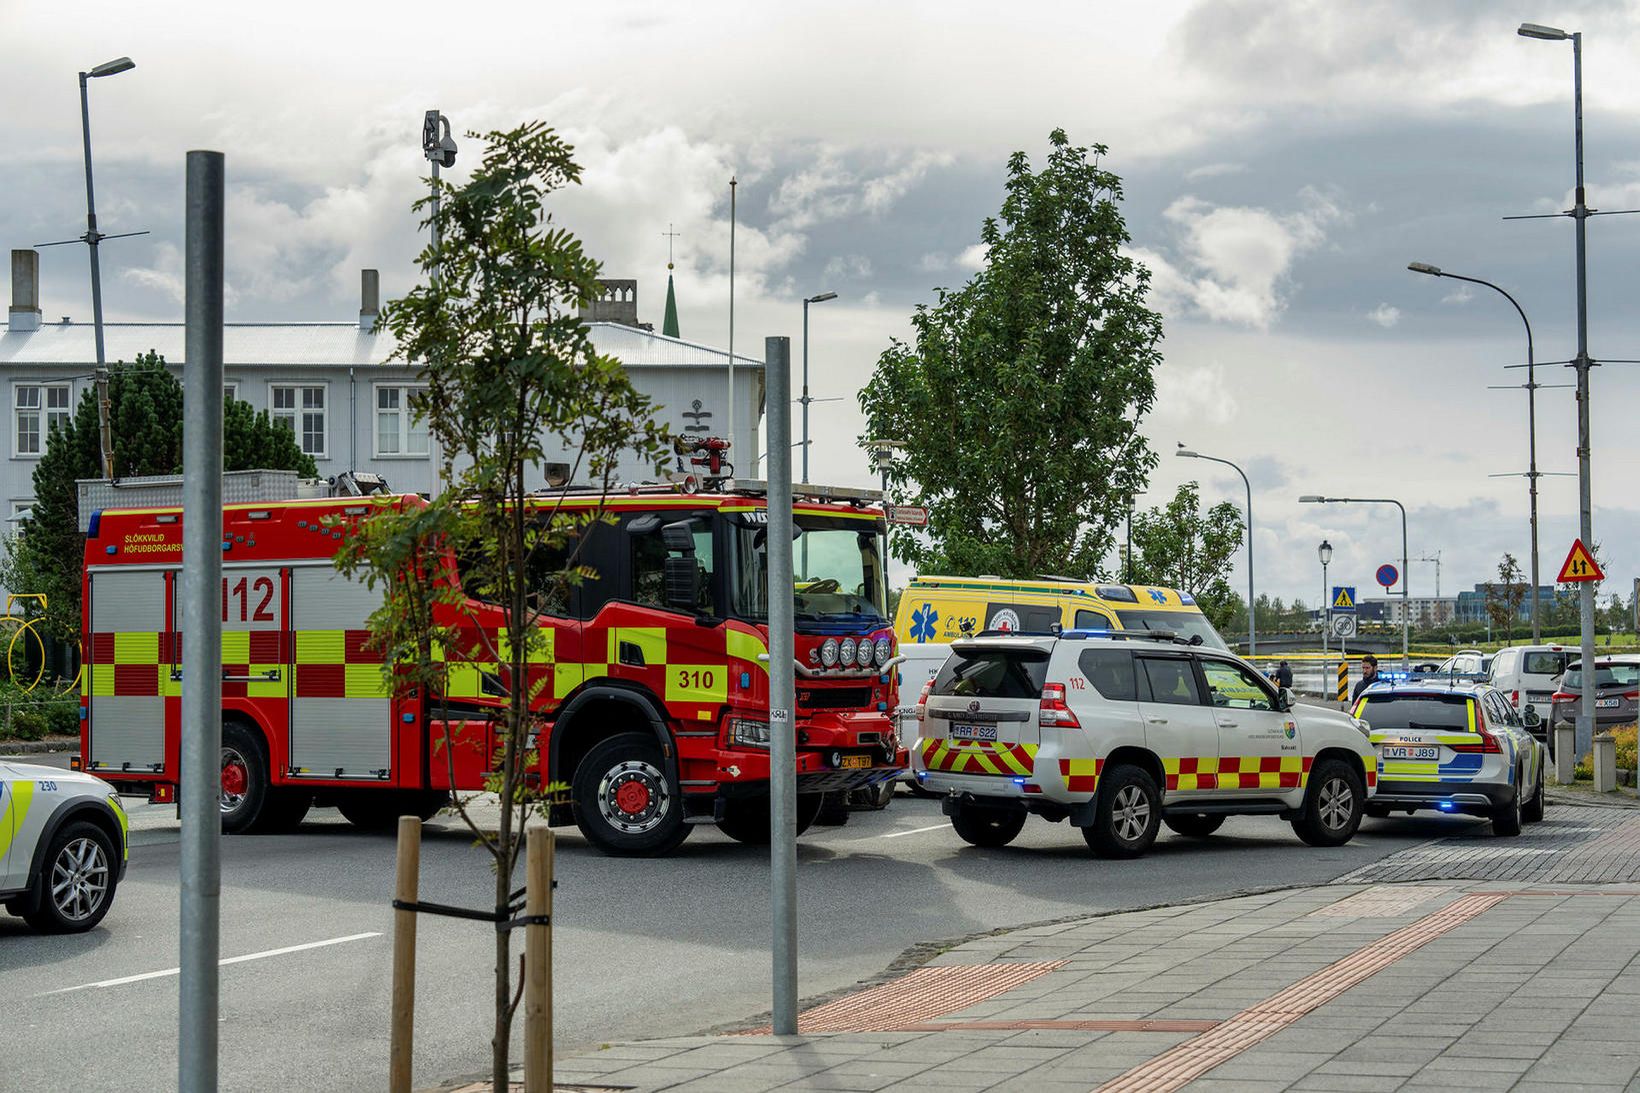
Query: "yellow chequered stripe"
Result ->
[[919, 738, 1037, 777]]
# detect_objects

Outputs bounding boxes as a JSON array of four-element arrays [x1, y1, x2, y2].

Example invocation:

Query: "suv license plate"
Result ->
[[950, 724, 998, 742], [839, 754, 871, 769], [1382, 746, 1439, 760], [1597, 697, 1621, 709]]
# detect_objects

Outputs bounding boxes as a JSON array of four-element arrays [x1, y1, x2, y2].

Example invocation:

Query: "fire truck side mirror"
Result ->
[[663, 556, 700, 612]]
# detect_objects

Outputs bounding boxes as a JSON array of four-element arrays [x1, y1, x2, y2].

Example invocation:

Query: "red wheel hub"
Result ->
[[221, 762, 248, 796], [614, 778, 651, 815]]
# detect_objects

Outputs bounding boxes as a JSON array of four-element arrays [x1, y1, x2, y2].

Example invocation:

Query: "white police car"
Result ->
[[1, 759, 127, 932], [911, 631, 1378, 857], [1353, 680, 1546, 835]]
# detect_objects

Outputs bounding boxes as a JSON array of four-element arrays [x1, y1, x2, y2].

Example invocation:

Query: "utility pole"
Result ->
[[179, 148, 225, 1093], [764, 336, 797, 1036], [422, 111, 456, 288], [727, 178, 737, 455]]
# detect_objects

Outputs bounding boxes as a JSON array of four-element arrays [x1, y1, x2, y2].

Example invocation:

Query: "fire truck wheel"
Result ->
[[220, 721, 273, 835], [572, 733, 689, 856], [715, 792, 825, 844]]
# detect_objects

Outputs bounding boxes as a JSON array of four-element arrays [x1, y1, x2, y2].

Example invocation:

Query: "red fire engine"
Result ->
[[79, 482, 905, 855]]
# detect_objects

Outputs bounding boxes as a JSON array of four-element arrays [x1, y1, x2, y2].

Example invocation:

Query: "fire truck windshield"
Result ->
[[731, 516, 887, 628]]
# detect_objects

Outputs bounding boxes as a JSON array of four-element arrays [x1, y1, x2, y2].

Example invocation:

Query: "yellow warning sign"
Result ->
[[1557, 538, 1605, 583], [1332, 586, 1355, 610]]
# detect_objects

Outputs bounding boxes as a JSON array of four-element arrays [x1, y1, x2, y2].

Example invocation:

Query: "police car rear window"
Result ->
[[934, 650, 1049, 700], [1358, 694, 1471, 731]]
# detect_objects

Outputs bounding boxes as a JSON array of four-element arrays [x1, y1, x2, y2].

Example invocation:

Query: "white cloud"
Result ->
[[1153, 361, 1239, 425], [823, 254, 873, 280], [1441, 285, 1474, 305], [956, 243, 989, 271], [768, 150, 951, 232], [1366, 303, 1400, 328], [1184, 162, 1247, 181], [1135, 187, 1346, 329]]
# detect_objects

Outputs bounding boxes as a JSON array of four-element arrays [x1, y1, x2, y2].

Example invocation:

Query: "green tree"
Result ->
[[1126, 482, 1244, 631], [331, 122, 668, 1087], [859, 129, 1162, 578], [0, 354, 316, 641]]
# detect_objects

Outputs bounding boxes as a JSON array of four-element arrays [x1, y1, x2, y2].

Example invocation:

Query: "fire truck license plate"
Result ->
[[839, 754, 872, 769], [1382, 746, 1439, 760], [950, 724, 998, 742]]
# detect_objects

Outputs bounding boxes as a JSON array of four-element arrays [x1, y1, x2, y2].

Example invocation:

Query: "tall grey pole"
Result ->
[[727, 179, 737, 456], [78, 71, 115, 480], [1322, 558, 1329, 664], [1412, 268, 1542, 641], [1569, 32, 1597, 759], [180, 149, 225, 1093], [429, 157, 440, 288], [764, 336, 798, 1035], [801, 298, 810, 484], [1398, 501, 1410, 670]]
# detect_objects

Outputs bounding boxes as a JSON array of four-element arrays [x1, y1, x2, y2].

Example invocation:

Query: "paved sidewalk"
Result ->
[[520, 805, 1640, 1092]]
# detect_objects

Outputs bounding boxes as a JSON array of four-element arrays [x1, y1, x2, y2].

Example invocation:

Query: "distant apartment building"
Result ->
[[1370, 596, 1459, 627], [1455, 583, 1558, 623], [1, 252, 762, 520]]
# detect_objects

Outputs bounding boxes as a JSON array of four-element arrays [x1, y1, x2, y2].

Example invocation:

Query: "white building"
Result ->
[[1, 251, 764, 519], [1371, 596, 1458, 627]]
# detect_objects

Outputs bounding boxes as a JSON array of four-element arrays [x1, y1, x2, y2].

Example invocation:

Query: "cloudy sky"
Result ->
[[8, 0, 1640, 607]]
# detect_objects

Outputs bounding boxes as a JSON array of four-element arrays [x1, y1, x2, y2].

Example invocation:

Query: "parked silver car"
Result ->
[[1549, 657, 1640, 731]]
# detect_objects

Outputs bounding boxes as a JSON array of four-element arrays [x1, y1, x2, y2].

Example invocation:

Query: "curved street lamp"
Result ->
[[1303, 496, 1408, 668], [1176, 444, 1254, 654]]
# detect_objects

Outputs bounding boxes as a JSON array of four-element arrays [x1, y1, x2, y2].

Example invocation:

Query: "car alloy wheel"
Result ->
[[1317, 775, 1355, 832], [1111, 784, 1152, 842], [51, 836, 110, 924]]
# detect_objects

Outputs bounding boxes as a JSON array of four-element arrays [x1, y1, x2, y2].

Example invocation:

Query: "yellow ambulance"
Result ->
[[893, 576, 1228, 650]]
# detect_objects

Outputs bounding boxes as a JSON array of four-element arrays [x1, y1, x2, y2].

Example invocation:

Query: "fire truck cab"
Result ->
[[79, 482, 906, 856]]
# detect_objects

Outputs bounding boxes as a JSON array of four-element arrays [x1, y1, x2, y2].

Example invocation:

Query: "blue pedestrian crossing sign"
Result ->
[[1331, 586, 1357, 612]]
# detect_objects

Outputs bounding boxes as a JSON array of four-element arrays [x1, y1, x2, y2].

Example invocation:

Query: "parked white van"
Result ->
[[1487, 644, 1572, 732]]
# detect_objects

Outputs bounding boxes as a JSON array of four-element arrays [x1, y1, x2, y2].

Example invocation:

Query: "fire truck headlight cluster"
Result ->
[[819, 638, 840, 667], [730, 718, 771, 747], [839, 638, 858, 667], [874, 637, 892, 667]]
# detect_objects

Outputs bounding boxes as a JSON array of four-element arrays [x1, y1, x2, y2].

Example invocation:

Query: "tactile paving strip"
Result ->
[[744, 961, 1065, 1035], [1097, 891, 1510, 1092]]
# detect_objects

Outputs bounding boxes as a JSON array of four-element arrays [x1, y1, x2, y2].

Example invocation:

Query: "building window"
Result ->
[[374, 385, 429, 457], [271, 384, 327, 457], [224, 383, 238, 403], [14, 383, 71, 457]]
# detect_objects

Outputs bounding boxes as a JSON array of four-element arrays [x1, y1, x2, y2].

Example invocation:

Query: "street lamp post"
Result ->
[[79, 56, 135, 481], [800, 292, 838, 484], [1176, 445, 1255, 654], [1407, 262, 1544, 642], [1319, 539, 1333, 668], [1518, 20, 1598, 759], [1302, 496, 1409, 669]]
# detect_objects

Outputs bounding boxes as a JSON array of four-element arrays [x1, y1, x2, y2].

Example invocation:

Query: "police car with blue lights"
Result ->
[[1352, 677, 1546, 835]]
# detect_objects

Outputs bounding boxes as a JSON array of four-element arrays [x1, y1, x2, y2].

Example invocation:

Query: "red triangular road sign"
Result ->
[[1557, 538, 1605, 583]]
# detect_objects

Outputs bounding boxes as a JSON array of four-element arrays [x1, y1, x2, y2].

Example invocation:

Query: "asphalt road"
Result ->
[[0, 751, 1485, 1091]]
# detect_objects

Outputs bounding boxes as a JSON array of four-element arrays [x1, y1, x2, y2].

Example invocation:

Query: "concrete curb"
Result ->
[[1546, 785, 1640, 810]]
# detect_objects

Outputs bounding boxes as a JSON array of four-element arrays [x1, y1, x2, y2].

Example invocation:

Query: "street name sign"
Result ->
[[885, 505, 930, 527]]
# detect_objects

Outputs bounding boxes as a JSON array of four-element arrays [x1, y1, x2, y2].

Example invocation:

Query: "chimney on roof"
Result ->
[[9, 249, 41, 332], [359, 269, 379, 332]]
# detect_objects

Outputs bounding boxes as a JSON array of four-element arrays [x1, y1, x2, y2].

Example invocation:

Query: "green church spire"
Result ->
[[662, 223, 681, 338]]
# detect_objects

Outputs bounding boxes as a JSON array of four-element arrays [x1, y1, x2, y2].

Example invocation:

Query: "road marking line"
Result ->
[[1096, 892, 1508, 1092], [880, 823, 948, 839], [43, 932, 382, 995]]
